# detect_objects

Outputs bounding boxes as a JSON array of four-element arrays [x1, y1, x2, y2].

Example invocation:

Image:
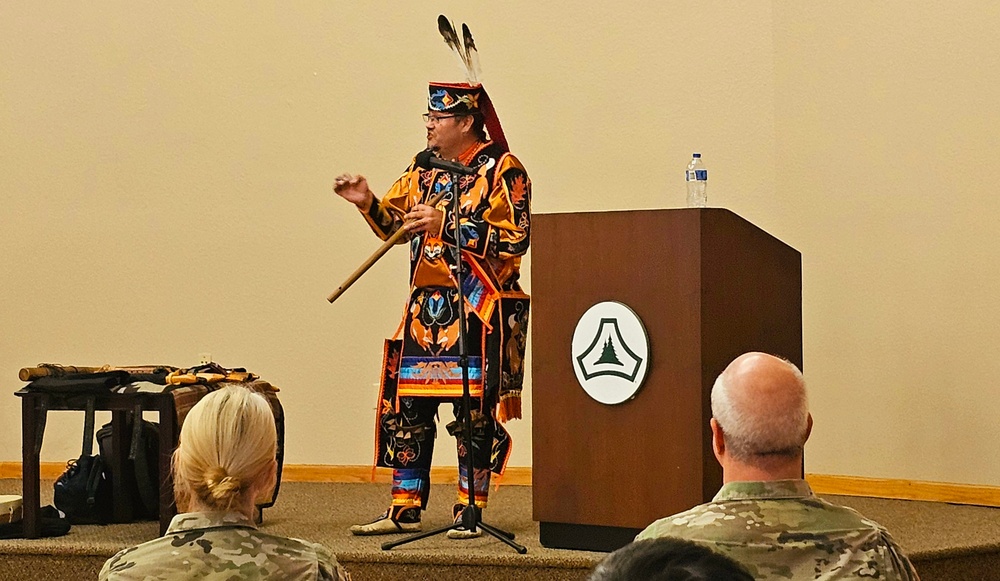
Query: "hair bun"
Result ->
[[205, 466, 241, 501]]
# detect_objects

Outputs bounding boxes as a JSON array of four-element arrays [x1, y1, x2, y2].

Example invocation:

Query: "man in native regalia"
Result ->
[[332, 17, 530, 539]]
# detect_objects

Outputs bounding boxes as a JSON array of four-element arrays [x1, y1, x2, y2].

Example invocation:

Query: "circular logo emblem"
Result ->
[[571, 301, 650, 405]]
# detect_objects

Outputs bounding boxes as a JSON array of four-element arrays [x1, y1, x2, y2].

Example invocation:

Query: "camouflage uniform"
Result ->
[[635, 480, 920, 580], [99, 511, 350, 580]]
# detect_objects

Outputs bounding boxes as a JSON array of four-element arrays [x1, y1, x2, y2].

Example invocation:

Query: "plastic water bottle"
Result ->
[[685, 153, 708, 207]]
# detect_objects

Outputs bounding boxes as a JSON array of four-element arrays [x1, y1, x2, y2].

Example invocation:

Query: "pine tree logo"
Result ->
[[595, 338, 622, 366], [575, 317, 644, 382]]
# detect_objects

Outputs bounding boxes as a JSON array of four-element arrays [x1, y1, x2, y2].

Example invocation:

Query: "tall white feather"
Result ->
[[438, 15, 474, 83], [461, 23, 482, 86]]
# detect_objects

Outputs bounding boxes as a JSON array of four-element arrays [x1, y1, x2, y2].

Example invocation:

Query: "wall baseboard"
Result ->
[[805, 473, 1000, 507], [2, 462, 995, 507], [0, 462, 533, 486], [0, 462, 67, 480], [280, 465, 532, 486]]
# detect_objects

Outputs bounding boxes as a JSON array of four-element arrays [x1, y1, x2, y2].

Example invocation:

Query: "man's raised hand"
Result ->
[[333, 173, 373, 211]]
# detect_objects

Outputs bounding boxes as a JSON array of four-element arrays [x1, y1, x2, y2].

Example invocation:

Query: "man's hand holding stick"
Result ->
[[328, 174, 446, 303]]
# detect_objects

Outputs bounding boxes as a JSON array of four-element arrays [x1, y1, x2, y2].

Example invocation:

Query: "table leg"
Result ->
[[110, 411, 133, 523], [21, 395, 42, 538], [157, 396, 177, 536]]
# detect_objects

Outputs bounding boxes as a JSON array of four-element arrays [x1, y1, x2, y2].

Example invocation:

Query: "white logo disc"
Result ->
[[571, 301, 650, 405]]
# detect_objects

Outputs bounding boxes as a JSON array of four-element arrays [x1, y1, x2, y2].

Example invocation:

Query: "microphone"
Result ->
[[414, 149, 478, 176]]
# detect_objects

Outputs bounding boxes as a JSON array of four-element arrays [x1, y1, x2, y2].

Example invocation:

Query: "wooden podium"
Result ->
[[531, 208, 802, 552]]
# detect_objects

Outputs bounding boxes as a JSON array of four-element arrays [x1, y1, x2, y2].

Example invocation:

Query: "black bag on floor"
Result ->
[[53, 396, 113, 524], [54, 454, 113, 524], [52, 396, 114, 524], [0, 505, 71, 539], [97, 413, 160, 520]]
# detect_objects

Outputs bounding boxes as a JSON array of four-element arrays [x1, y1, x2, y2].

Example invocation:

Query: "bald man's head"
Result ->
[[711, 353, 809, 465]]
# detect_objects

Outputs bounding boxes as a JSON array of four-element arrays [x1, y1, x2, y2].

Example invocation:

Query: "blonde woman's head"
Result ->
[[173, 384, 277, 514]]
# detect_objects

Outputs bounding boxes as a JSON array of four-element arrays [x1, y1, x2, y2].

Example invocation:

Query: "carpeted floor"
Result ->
[[2, 478, 999, 580]]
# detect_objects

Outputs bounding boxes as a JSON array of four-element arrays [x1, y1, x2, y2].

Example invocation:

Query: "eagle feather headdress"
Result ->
[[431, 15, 508, 152], [437, 15, 481, 86]]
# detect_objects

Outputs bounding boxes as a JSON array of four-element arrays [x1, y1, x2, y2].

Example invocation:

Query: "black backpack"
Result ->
[[53, 398, 114, 524], [97, 413, 160, 520], [52, 399, 160, 523]]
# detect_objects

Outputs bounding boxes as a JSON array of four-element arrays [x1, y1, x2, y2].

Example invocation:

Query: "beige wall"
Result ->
[[1, 2, 995, 487], [772, 1, 1000, 485]]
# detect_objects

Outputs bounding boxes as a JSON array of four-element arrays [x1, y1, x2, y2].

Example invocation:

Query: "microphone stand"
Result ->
[[382, 167, 527, 554]]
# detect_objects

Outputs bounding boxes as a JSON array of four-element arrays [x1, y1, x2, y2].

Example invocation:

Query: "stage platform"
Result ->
[[2, 479, 999, 580]]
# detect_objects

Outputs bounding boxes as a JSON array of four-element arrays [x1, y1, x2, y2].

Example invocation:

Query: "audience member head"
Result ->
[[711, 352, 811, 480], [589, 538, 754, 581], [172, 385, 277, 515]]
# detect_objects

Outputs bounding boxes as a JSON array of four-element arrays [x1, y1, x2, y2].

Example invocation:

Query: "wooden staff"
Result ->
[[18, 364, 177, 382], [327, 188, 448, 303], [19, 365, 107, 381]]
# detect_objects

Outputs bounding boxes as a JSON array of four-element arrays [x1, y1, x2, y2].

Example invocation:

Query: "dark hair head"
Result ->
[[463, 112, 487, 142], [589, 538, 754, 581]]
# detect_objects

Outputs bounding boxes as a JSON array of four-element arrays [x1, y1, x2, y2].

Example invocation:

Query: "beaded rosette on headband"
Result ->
[[431, 15, 509, 153]]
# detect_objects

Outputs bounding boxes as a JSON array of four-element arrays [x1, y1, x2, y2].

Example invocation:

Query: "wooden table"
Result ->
[[15, 388, 178, 537]]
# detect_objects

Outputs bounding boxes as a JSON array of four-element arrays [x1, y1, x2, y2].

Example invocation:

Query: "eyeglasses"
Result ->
[[422, 113, 462, 124]]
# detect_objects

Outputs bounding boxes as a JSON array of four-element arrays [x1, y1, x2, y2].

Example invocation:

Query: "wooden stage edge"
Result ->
[[2, 462, 998, 508]]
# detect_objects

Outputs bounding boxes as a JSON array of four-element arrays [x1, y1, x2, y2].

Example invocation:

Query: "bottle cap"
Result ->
[[692, 153, 701, 158]]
